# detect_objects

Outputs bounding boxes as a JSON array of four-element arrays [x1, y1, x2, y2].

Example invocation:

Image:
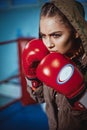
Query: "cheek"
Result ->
[[53, 37, 72, 53], [42, 39, 48, 48], [55, 35, 71, 48], [54, 39, 65, 49]]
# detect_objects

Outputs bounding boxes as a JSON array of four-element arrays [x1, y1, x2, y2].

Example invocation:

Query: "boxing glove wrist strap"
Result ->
[[67, 86, 87, 110], [25, 77, 42, 91]]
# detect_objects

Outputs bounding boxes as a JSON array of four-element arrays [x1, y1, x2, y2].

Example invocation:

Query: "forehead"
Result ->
[[40, 16, 70, 33], [40, 16, 62, 26]]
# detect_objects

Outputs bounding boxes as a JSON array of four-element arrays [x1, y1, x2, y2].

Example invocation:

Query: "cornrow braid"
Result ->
[[70, 42, 87, 74]]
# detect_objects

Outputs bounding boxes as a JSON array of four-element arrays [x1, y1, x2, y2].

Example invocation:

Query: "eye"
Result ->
[[52, 33, 62, 38], [42, 35, 46, 39], [40, 33, 46, 39]]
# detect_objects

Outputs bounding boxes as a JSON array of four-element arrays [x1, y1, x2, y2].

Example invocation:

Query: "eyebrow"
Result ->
[[40, 31, 62, 36]]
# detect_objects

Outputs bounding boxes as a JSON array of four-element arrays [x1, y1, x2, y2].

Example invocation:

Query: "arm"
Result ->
[[37, 52, 87, 110], [22, 39, 49, 102], [26, 77, 45, 103]]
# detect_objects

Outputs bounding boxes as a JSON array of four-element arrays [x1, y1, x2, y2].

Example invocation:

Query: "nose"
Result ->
[[45, 37, 55, 49]]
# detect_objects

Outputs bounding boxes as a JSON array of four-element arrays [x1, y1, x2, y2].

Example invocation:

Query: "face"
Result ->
[[40, 16, 75, 54]]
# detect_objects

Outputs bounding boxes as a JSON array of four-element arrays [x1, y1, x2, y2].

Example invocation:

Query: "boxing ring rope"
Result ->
[[0, 38, 35, 110]]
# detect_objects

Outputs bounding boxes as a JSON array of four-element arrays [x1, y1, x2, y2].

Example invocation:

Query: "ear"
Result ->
[[75, 32, 79, 38]]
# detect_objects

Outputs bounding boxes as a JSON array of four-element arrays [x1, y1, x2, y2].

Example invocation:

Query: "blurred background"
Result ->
[[0, 0, 87, 130]]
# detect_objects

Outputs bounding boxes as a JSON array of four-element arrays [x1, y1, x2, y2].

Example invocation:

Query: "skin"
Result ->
[[40, 16, 78, 54]]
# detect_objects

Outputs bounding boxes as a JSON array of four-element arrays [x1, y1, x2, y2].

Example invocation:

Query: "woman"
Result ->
[[26, 0, 87, 130]]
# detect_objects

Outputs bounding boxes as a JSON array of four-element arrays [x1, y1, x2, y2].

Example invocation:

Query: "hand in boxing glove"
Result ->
[[22, 39, 49, 90], [36, 52, 87, 110]]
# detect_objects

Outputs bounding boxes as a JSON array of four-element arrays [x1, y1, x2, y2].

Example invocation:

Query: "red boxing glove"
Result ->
[[37, 52, 87, 110], [22, 39, 49, 90]]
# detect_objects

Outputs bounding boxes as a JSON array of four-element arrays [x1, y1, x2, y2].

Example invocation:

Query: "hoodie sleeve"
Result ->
[[26, 77, 45, 103]]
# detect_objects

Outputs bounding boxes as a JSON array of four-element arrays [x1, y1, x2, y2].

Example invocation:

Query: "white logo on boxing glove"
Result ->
[[57, 64, 74, 84]]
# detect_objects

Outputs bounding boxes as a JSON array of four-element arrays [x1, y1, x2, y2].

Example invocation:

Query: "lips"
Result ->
[[50, 50, 59, 53]]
